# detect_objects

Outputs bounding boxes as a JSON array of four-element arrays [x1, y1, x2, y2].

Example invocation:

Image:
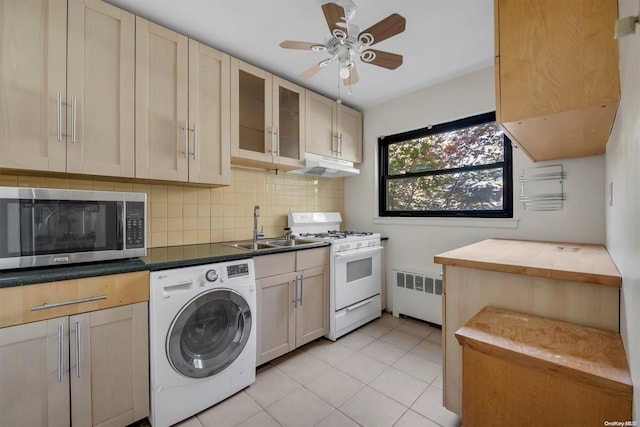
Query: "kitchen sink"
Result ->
[[261, 239, 317, 247], [223, 238, 318, 251], [224, 242, 274, 250]]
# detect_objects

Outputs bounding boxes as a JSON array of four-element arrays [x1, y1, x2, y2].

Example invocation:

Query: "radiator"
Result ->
[[392, 269, 442, 325]]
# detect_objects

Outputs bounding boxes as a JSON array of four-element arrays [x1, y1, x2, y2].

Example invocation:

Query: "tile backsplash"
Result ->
[[0, 169, 344, 248]]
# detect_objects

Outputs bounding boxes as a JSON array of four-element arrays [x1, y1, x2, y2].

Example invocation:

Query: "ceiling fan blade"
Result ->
[[343, 64, 360, 86], [359, 13, 406, 45], [321, 2, 347, 37], [362, 49, 403, 70], [300, 63, 323, 79], [279, 40, 322, 50]]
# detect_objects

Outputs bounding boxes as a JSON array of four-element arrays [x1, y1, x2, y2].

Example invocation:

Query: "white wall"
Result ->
[[344, 66, 606, 312], [606, 0, 640, 418]]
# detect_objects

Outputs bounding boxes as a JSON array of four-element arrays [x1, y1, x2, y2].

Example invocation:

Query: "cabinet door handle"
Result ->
[[192, 122, 197, 160], [56, 93, 62, 142], [273, 127, 279, 156], [333, 132, 339, 155], [31, 295, 107, 311], [292, 276, 298, 308], [75, 321, 81, 379], [71, 96, 77, 143], [58, 323, 64, 383], [338, 133, 343, 156], [183, 123, 189, 159], [298, 274, 303, 305]]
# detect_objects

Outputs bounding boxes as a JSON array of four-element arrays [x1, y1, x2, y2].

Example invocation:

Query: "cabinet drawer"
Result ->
[[296, 247, 329, 270], [0, 271, 149, 328], [254, 252, 296, 279]]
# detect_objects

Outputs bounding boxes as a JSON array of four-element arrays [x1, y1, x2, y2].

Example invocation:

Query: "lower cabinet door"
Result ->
[[256, 272, 296, 365], [296, 266, 329, 347], [0, 317, 70, 427], [71, 302, 149, 427]]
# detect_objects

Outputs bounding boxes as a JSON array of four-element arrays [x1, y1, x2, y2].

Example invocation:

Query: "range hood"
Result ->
[[288, 153, 359, 178]]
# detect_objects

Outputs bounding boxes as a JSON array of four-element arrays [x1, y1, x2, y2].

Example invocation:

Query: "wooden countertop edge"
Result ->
[[434, 256, 622, 288]]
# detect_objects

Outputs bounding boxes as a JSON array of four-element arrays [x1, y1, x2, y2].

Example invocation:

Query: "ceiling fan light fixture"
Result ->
[[339, 63, 350, 79], [311, 45, 327, 51]]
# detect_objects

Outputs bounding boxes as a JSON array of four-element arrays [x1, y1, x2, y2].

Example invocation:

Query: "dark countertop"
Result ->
[[0, 241, 330, 288]]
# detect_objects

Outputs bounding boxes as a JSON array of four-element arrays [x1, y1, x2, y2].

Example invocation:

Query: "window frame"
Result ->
[[378, 111, 513, 218]]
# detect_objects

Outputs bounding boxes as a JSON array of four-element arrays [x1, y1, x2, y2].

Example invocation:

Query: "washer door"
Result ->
[[166, 288, 252, 378]]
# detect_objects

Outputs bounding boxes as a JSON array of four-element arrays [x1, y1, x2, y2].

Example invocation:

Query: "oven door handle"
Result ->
[[334, 246, 382, 260]]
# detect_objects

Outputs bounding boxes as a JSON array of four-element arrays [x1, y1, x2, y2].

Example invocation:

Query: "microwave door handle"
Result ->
[[117, 202, 124, 248]]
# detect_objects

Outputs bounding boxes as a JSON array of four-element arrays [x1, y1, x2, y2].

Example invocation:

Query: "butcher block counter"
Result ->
[[434, 238, 622, 416]]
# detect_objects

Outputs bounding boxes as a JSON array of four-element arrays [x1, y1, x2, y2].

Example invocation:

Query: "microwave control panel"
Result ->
[[125, 201, 145, 249]]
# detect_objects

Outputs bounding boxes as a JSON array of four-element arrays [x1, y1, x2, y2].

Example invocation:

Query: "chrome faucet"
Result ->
[[253, 205, 264, 248]]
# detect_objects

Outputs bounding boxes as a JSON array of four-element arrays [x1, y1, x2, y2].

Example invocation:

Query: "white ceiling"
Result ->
[[106, 0, 495, 110]]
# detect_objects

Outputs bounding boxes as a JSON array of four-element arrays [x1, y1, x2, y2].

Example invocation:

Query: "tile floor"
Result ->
[[176, 313, 460, 427]]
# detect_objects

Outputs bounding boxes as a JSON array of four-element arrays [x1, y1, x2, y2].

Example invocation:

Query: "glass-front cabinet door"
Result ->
[[231, 58, 304, 170]]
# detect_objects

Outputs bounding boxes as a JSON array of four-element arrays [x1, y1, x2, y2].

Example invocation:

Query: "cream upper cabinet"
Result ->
[[231, 59, 305, 170], [0, 317, 70, 427], [0, 0, 135, 177], [305, 91, 362, 163], [67, 0, 135, 177], [188, 40, 231, 185], [0, 0, 67, 172], [495, 0, 619, 161], [135, 18, 230, 185]]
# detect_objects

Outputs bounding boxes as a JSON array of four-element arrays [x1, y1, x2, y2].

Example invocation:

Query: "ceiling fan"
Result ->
[[279, 0, 406, 86]]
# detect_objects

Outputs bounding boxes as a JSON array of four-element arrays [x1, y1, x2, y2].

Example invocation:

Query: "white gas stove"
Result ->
[[289, 212, 382, 340]]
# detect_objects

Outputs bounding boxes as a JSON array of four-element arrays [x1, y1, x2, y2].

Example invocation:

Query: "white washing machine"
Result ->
[[149, 259, 256, 427]]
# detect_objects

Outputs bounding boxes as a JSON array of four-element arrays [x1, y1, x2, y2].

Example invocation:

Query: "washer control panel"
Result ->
[[227, 263, 250, 278]]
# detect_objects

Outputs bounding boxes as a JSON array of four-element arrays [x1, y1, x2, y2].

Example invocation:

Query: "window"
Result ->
[[378, 112, 513, 218]]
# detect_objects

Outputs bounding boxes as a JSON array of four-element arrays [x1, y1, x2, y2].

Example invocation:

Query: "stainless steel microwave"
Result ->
[[0, 187, 146, 270]]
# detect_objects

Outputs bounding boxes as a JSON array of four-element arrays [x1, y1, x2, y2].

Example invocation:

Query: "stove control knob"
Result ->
[[205, 269, 219, 282]]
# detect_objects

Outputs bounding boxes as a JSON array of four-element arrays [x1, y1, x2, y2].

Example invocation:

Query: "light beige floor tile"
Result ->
[[196, 391, 261, 427], [175, 416, 204, 427], [411, 386, 461, 427], [432, 372, 443, 388], [392, 352, 441, 383], [410, 339, 442, 364], [369, 367, 429, 407], [360, 339, 408, 366], [314, 410, 360, 427], [335, 351, 388, 384], [337, 330, 376, 351], [244, 366, 301, 408], [379, 329, 422, 351], [266, 387, 333, 427], [305, 368, 364, 407], [394, 409, 440, 427], [396, 321, 439, 339], [236, 410, 280, 427], [305, 339, 356, 366], [374, 313, 406, 329], [339, 387, 406, 427], [274, 351, 331, 384], [358, 322, 393, 339], [426, 329, 442, 344]]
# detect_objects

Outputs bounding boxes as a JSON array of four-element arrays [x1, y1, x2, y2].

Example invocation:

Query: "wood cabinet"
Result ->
[[255, 248, 330, 365], [0, 271, 149, 427], [0, 0, 135, 177], [434, 239, 622, 416], [305, 91, 362, 163], [495, 0, 620, 161], [135, 18, 231, 185], [456, 307, 632, 426], [231, 59, 305, 170]]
